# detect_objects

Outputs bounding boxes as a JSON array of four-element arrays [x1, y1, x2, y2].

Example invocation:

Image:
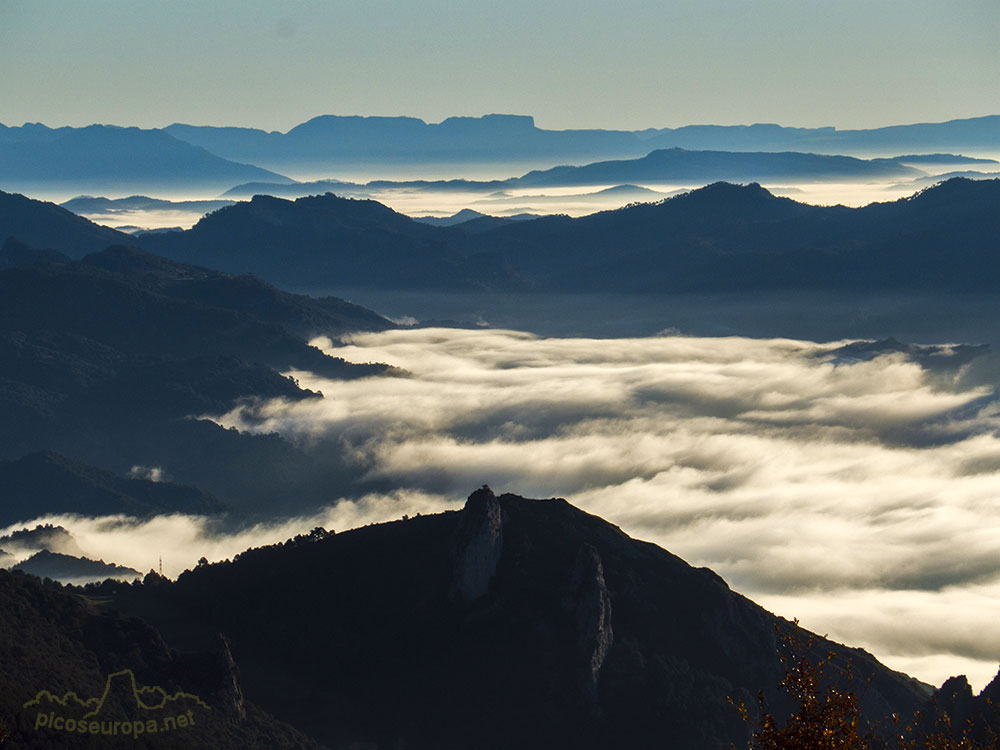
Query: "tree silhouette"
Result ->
[[736, 622, 999, 750]]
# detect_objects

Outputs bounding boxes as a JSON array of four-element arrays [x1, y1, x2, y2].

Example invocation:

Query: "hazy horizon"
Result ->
[[3, 110, 999, 134], [2, 0, 997, 132]]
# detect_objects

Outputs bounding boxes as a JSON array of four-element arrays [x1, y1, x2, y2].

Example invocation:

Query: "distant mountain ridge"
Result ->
[[3, 115, 995, 192], [0, 451, 225, 527], [0, 123, 290, 194], [3, 114, 994, 197], [60, 195, 235, 215], [218, 147, 926, 201], [12, 549, 141, 583], [511, 147, 921, 186], [158, 113, 1000, 171]]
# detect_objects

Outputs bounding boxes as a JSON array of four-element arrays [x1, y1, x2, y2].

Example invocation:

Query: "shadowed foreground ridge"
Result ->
[[109, 488, 933, 749]]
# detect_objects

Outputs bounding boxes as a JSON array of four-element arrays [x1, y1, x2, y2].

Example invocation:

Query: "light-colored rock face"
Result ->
[[569, 543, 614, 699], [450, 486, 504, 602], [218, 633, 246, 724]]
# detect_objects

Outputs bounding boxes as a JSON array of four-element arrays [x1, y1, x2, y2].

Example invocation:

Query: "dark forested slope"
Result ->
[[0, 244, 394, 515], [0, 569, 320, 749], [109, 488, 932, 750], [140, 178, 1000, 293]]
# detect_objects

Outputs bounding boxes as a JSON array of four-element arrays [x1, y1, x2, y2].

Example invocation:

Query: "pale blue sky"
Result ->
[[1, 0, 996, 131]]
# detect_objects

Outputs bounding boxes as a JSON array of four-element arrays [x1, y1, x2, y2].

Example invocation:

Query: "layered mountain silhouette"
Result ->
[[413, 208, 542, 230], [60, 195, 235, 218], [0, 524, 84, 557], [0, 568, 319, 748], [877, 154, 998, 166], [3, 115, 994, 191], [219, 148, 927, 201], [0, 191, 130, 257], [158, 114, 1000, 171], [510, 147, 921, 186], [108, 487, 936, 749], [12, 550, 141, 583], [140, 178, 1000, 293], [0, 124, 289, 194], [0, 234, 394, 513], [140, 192, 524, 290]]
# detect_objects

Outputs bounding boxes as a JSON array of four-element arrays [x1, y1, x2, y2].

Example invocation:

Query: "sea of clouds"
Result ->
[[236, 328, 1000, 690], [8, 327, 1000, 691]]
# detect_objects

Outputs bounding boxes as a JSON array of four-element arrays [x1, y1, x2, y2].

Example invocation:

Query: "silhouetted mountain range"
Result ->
[[12, 549, 141, 583], [157, 114, 1000, 172], [511, 148, 921, 186], [0, 124, 289, 195], [222, 178, 367, 199], [3, 116, 995, 193], [60, 195, 235, 216], [140, 178, 1000, 293], [0, 191, 130, 257], [878, 154, 998, 166], [899, 169, 1000, 190], [107, 487, 936, 749], [219, 148, 929, 201]]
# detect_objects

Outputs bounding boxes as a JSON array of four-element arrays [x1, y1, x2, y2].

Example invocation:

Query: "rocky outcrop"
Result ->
[[217, 633, 246, 724], [450, 485, 504, 602], [568, 543, 613, 699]]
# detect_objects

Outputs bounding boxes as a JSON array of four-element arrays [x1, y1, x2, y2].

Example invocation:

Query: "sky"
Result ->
[[1, 0, 997, 132]]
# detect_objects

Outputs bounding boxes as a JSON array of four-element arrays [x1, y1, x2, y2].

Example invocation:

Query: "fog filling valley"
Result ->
[[9, 327, 1000, 691]]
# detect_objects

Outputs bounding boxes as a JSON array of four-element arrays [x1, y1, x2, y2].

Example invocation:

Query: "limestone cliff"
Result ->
[[568, 543, 613, 699], [450, 485, 504, 602]]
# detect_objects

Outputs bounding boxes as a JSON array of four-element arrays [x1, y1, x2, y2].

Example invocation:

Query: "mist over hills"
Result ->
[[12, 549, 141, 583], [139, 178, 1000, 294], [217, 147, 927, 203], [0, 452, 224, 527], [60, 195, 235, 216]]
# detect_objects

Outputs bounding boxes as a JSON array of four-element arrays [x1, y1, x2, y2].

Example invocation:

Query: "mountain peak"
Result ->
[[107, 488, 932, 749], [450, 485, 504, 601]]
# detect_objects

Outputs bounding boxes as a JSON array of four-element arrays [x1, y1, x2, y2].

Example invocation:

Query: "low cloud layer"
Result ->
[[0, 489, 455, 579], [10, 328, 999, 692], [211, 328, 1000, 690]]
